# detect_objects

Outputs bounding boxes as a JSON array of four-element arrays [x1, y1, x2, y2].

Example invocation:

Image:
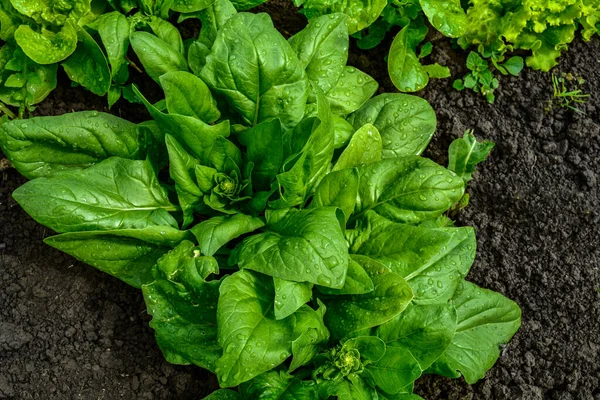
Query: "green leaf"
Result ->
[[349, 93, 436, 158], [317, 255, 374, 295], [319, 373, 378, 399], [13, 158, 177, 233], [354, 157, 464, 223], [191, 214, 265, 256], [289, 302, 329, 371], [301, 0, 387, 34], [448, 131, 494, 185], [88, 11, 130, 80], [333, 123, 382, 171], [200, 13, 308, 130], [365, 345, 422, 395], [0, 111, 141, 179], [323, 254, 413, 340], [388, 23, 429, 93], [240, 371, 319, 399], [195, 0, 237, 53], [351, 212, 476, 303], [216, 270, 296, 387], [229, 0, 269, 10], [419, 0, 467, 38], [130, 31, 188, 84], [171, 0, 216, 13], [203, 390, 242, 400], [14, 22, 78, 64], [45, 226, 191, 288], [311, 168, 359, 223], [422, 64, 451, 79], [502, 56, 524, 76], [326, 66, 378, 116], [377, 302, 457, 370], [273, 278, 312, 320], [333, 116, 355, 149], [148, 17, 185, 56], [466, 52, 484, 71], [232, 207, 348, 288], [244, 119, 284, 191], [427, 281, 521, 384], [159, 71, 220, 123], [143, 242, 221, 371], [289, 13, 348, 94], [62, 27, 111, 96], [342, 335, 386, 362]]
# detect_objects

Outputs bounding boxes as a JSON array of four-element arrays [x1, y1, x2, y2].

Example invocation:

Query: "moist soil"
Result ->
[[1, 2, 599, 399]]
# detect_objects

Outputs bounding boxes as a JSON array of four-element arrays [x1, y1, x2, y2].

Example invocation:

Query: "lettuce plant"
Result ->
[[0, 2, 520, 398]]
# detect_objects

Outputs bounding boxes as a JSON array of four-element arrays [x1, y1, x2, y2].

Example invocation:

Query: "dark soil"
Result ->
[[1, 2, 599, 399]]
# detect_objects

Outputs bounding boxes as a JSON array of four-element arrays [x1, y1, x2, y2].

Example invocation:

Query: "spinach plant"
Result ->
[[0, 3, 520, 398]]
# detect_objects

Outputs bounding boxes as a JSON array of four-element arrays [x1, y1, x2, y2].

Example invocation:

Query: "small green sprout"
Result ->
[[545, 72, 590, 114]]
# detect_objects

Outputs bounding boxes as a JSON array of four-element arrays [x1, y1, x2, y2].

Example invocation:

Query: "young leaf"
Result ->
[[45, 226, 192, 288], [231, 207, 348, 288], [190, 214, 265, 256], [200, 13, 308, 130], [388, 23, 429, 92], [300, 0, 387, 34], [243, 119, 284, 191], [0, 111, 141, 179], [159, 71, 220, 123], [311, 168, 359, 223], [323, 255, 413, 339], [419, 0, 467, 38], [13, 158, 178, 233], [130, 32, 188, 84], [365, 345, 422, 395], [348, 93, 436, 158], [333, 123, 382, 171], [354, 157, 464, 223], [448, 131, 495, 184], [202, 390, 242, 400], [289, 302, 329, 372], [502, 56, 524, 76], [317, 256, 374, 295], [273, 278, 313, 320], [240, 371, 319, 399], [427, 281, 521, 384], [326, 66, 378, 116], [87, 11, 130, 80], [216, 270, 296, 387]]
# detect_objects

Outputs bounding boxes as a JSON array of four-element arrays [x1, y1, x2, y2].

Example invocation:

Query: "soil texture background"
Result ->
[[1, 2, 599, 399]]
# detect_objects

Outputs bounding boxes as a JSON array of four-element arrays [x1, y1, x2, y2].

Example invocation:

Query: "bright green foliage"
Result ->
[[0, 2, 521, 399]]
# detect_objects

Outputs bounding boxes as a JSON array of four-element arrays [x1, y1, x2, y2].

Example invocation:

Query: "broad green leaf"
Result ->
[[143, 241, 221, 371], [351, 212, 476, 303], [0, 111, 141, 179], [61, 27, 111, 96], [326, 66, 378, 116], [377, 303, 457, 370], [88, 11, 130, 79], [354, 157, 464, 223], [289, 302, 329, 372], [502, 56, 524, 76], [45, 226, 191, 288], [333, 123, 381, 171], [244, 119, 284, 191], [200, 13, 308, 130], [515, 25, 575, 71], [160, 71, 220, 123], [230, 0, 268, 10], [419, 0, 467, 38], [195, 0, 237, 52], [13, 158, 177, 233], [130, 31, 188, 83], [301, 0, 387, 34], [273, 278, 312, 320], [289, 13, 348, 93], [311, 168, 359, 223], [240, 371, 319, 399], [317, 255, 374, 295], [318, 373, 378, 400], [148, 17, 185, 56], [448, 131, 494, 184], [191, 214, 265, 256], [323, 255, 413, 339], [365, 345, 422, 395], [388, 24, 428, 93], [270, 87, 334, 208], [14, 22, 78, 64], [216, 270, 296, 387], [421, 64, 451, 78], [349, 93, 436, 158], [232, 207, 348, 288], [333, 115, 355, 149], [427, 281, 521, 384], [203, 390, 242, 400]]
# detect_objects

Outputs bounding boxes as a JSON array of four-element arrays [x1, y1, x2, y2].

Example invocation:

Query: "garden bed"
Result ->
[[0, 1, 599, 399]]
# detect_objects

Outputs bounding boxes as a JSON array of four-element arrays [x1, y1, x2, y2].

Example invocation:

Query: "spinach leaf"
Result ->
[[87, 11, 130, 81], [365, 345, 422, 394], [13, 158, 178, 233], [216, 270, 296, 387], [200, 13, 308, 130], [191, 214, 265, 256], [311, 168, 359, 223], [160, 71, 220, 123], [130, 31, 188, 84], [333, 123, 382, 171], [289, 301, 329, 372], [45, 226, 191, 288], [273, 278, 313, 320], [448, 131, 495, 185], [427, 281, 521, 384], [0, 111, 141, 179], [348, 93, 436, 158], [240, 370, 319, 399]]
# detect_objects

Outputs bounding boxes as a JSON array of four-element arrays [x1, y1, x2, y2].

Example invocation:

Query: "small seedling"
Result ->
[[545, 72, 589, 114], [454, 52, 523, 103]]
